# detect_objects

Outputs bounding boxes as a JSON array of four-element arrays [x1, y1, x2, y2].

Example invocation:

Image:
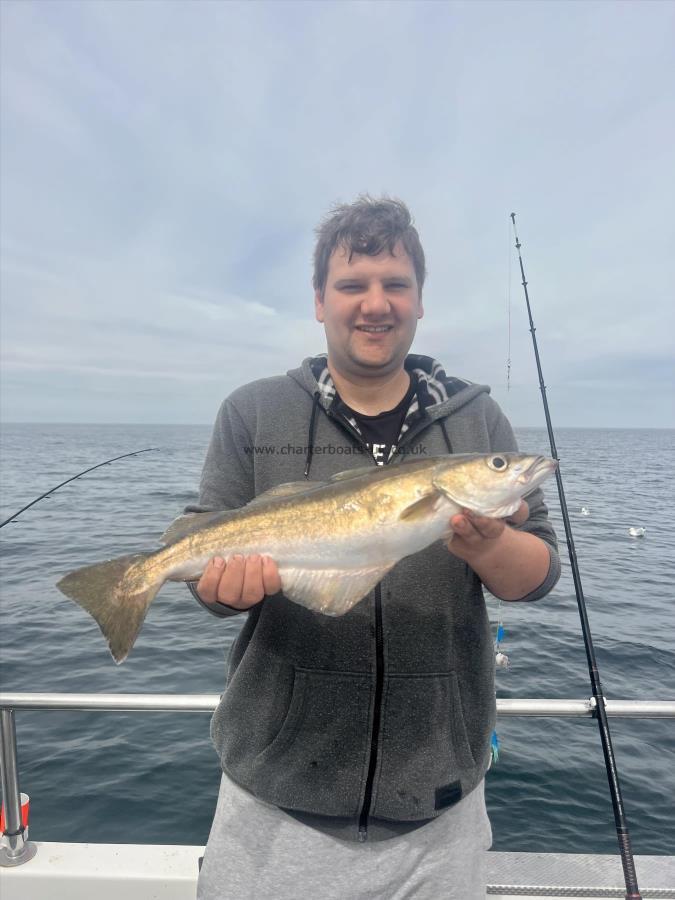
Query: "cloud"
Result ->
[[1, 0, 674, 425]]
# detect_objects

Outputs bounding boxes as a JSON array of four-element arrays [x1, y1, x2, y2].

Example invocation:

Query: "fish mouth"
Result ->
[[517, 456, 557, 486]]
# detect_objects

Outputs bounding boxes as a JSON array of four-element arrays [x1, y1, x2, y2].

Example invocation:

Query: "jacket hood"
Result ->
[[287, 354, 491, 420]]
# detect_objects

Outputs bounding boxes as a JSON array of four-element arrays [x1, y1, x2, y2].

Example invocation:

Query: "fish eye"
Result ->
[[487, 455, 508, 471]]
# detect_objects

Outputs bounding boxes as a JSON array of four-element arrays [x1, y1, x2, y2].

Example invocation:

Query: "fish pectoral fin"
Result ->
[[279, 564, 396, 616], [399, 491, 443, 521]]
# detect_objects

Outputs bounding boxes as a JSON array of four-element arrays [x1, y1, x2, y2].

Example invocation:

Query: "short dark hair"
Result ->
[[313, 195, 426, 296]]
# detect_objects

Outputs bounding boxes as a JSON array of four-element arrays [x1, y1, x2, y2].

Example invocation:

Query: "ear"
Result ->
[[417, 296, 424, 320], [314, 289, 325, 323]]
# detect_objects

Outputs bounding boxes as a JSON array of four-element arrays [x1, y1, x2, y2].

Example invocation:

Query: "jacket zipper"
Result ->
[[326, 405, 449, 841], [321, 401, 449, 841], [358, 581, 384, 842], [323, 407, 384, 842]]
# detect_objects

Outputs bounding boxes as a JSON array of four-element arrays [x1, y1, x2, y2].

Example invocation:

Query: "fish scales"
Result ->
[[165, 463, 441, 573]]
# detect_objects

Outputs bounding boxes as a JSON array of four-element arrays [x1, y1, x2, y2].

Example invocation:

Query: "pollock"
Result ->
[[57, 453, 556, 663]]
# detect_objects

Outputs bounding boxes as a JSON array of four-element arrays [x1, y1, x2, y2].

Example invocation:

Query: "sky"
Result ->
[[1, 0, 674, 428]]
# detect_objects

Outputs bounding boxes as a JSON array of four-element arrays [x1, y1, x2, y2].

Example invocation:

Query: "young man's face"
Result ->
[[315, 242, 423, 380]]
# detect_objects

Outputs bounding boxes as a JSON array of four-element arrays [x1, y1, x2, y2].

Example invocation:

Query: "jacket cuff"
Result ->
[[186, 582, 244, 618], [511, 544, 561, 603]]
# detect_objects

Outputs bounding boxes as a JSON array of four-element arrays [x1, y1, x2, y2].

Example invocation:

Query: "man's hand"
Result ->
[[196, 555, 282, 610], [446, 500, 550, 601], [447, 500, 529, 563]]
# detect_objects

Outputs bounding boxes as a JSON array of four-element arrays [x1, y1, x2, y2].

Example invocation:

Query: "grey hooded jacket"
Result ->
[[189, 355, 560, 842]]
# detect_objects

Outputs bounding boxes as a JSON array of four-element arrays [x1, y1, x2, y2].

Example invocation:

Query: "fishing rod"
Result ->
[[510, 213, 641, 900], [0, 448, 159, 530]]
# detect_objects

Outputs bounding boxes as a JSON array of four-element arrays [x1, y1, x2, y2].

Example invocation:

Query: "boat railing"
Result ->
[[2, 693, 674, 867]]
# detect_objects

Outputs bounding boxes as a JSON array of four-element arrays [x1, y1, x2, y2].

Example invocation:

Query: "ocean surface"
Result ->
[[0, 423, 673, 855]]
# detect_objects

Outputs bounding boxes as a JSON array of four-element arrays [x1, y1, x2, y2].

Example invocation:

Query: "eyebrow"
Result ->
[[333, 276, 413, 288]]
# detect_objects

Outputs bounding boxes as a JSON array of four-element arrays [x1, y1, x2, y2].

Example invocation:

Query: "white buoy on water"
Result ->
[[628, 527, 646, 538]]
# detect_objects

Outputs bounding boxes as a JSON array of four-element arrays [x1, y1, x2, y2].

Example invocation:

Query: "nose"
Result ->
[[360, 284, 391, 316]]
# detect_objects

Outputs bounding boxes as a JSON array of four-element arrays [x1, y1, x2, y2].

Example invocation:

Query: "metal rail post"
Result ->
[[0, 707, 37, 866]]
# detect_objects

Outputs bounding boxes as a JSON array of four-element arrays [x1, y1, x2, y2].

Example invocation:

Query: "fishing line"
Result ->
[[507, 218, 512, 392], [492, 224, 514, 764], [510, 213, 642, 900], [490, 597, 509, 766], [0, 448, 159, 529]]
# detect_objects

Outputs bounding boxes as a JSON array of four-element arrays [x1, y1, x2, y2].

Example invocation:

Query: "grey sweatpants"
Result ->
[[197, 774, 492, 900]]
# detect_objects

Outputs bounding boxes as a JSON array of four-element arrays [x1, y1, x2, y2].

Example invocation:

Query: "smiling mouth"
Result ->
[[354, 325, 394, 333]]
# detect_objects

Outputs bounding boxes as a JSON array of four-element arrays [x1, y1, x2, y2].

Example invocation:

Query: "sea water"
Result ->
[[0, 424, 673, 854]]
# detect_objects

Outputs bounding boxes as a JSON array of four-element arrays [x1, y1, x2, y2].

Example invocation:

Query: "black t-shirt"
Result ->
[[340, 377, 417, 466]]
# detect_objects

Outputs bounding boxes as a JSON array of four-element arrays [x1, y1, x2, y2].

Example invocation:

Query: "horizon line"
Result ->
[[1, 421, 674, 431]]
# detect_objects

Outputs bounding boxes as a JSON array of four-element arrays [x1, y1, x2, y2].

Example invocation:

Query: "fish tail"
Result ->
[[56, 553, 163, 664]]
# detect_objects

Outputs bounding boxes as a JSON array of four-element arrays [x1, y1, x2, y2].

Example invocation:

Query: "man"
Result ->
[[193, 197, 560, 899]]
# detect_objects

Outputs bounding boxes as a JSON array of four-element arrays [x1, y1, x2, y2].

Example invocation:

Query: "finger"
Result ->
[[217, 555, 246, 607], [506, 500, 529, 526], [450, 514, 482, 541], [196, 557, 227, 605], [450, 513, 467, 533], [451, 512, 503, 541], [262, 555, 282, 595], [465, 512, 504, 539], [241, 555, 265, 605]]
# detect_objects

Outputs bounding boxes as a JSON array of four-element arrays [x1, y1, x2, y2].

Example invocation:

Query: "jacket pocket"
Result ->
[[372, 671, 477, 821], [217, 664, 374, 817], [211, 652, 295, 762]]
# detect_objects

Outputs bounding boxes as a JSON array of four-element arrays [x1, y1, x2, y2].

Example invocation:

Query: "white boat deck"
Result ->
[[0, 843, 673, 900], [487, 851, 675, 898]]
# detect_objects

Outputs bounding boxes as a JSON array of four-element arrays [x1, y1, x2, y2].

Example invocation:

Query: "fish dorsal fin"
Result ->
[[159, 511, 232, 545], [246, 481, 325, 507], [399, 491, 443, 521], [279, 563, 396, 616], [159, 482, 326, 545], [329, 465, 376, 482]]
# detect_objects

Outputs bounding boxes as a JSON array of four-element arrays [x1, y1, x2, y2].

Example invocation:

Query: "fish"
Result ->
[[56, 452, 556, 664]]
